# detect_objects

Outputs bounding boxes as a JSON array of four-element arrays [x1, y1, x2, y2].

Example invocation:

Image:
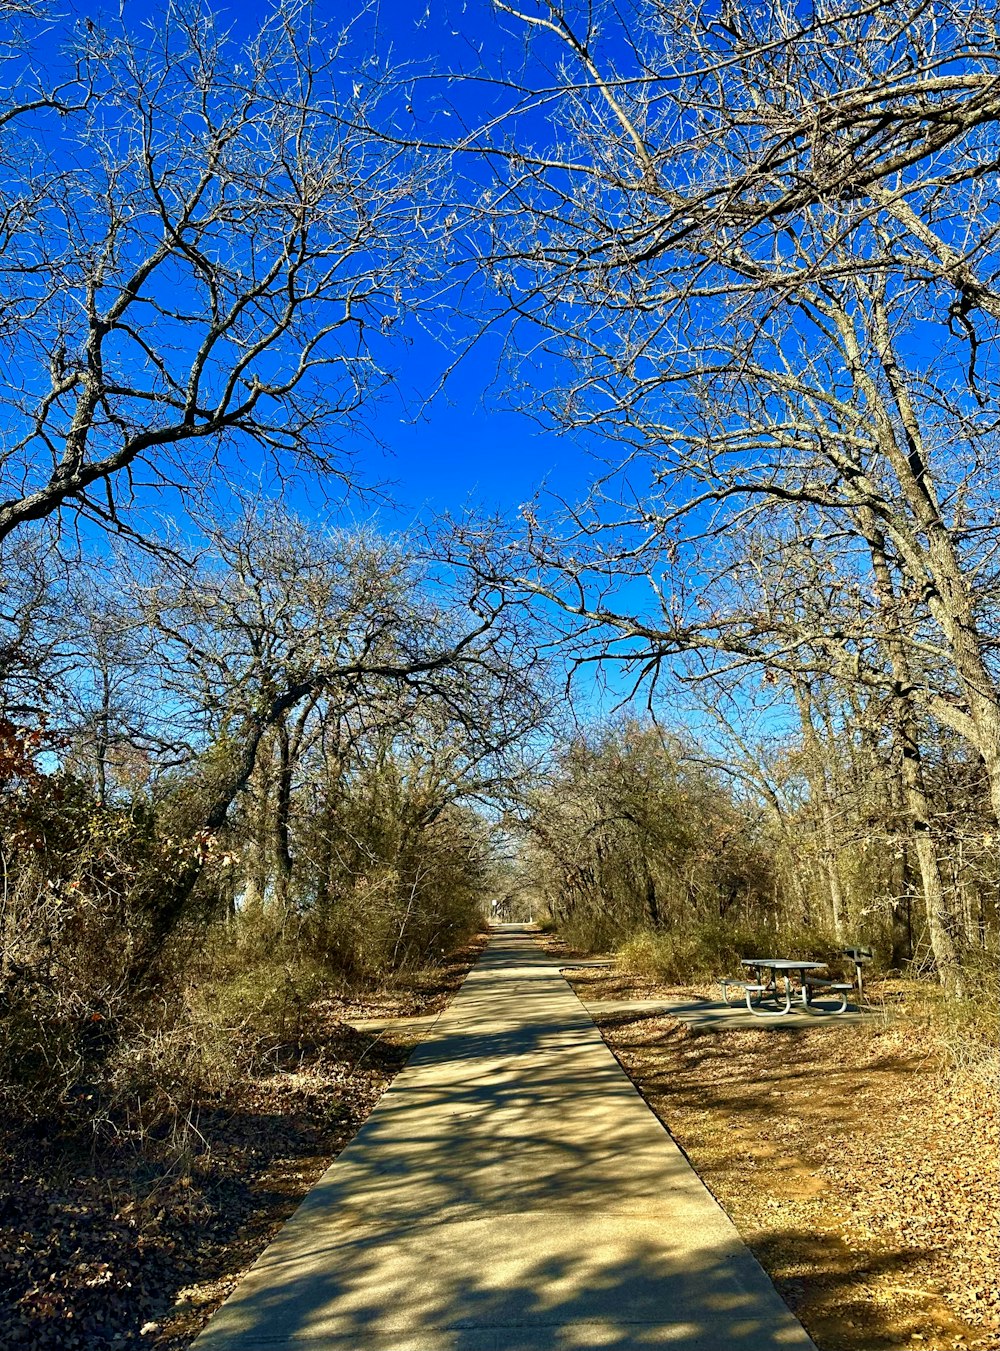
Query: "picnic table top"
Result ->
[[740, 958, 827, 972]]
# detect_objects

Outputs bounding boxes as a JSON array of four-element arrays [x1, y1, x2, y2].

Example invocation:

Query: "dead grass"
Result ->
[[567, 966, 999, 1351]]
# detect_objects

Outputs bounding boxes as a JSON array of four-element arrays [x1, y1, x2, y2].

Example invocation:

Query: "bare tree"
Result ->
[[0, 533, 67, 724], [57, 579, 160, 808], [0, 1, 438, 543], [517, 719, 777, 950], [485, 1, 1000, 317]]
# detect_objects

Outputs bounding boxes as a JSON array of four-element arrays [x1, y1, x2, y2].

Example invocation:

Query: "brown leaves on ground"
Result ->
[[572, 972, 999, 1351], [1, 935, 487, 1351]]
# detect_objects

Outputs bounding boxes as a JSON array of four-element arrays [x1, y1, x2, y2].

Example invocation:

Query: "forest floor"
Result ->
[[0, 933, 489, 1351], [564, 961, 1000, 1351]]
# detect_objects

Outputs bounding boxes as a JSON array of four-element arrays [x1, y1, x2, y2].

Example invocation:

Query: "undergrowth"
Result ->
[[613, 919, 842, 985], [0, 900, 483, 1154]]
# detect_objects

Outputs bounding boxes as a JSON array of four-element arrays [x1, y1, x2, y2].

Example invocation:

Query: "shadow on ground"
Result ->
[[188, 929, 952, 1351], [590, 1004, 980, 1351]]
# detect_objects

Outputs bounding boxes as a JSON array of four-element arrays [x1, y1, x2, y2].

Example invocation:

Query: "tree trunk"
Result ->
[[793, 681, 846, 940], [643, 869, 659, 926], [864, 514, 965, 995], [868, 294, 1000, 825], [273, 719, 294, 917]]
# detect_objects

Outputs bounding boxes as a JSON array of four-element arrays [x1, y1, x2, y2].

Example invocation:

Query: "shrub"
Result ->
[[615, 918, 841, 985], [941, 945, 1000, 1067]]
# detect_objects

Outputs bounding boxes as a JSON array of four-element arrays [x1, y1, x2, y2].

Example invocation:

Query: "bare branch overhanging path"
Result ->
[[193, 925, 817, 1350]]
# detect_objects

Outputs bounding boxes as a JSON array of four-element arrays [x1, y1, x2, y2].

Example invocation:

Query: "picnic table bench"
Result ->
[[720, 977, 788, 1014], [802, 974, 853, 1012]]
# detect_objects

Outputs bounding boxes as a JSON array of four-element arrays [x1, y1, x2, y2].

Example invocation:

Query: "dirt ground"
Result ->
[[6, 932, 995, 1351], [566, 963, 1000, 1351], [0, 935, 488, 1350]]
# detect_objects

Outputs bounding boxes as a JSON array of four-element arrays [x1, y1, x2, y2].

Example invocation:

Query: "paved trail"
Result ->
[[194, 925, 817, 1350]]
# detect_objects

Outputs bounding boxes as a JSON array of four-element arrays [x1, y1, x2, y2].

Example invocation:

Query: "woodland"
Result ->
[[0, 0, 997, 1346]]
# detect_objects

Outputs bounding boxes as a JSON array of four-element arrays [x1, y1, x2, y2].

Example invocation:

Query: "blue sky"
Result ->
[[368, 378, 583, 523], [68, 0, 598, 526], [313, 0, 605, 525]]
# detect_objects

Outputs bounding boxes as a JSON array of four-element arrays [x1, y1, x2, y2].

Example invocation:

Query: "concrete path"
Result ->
[[194, 926, 817, 1351]]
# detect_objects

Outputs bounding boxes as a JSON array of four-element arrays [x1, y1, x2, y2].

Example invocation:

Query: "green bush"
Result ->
[[305, 870, 405, 983], [554, 911, 629, 956], [181, 911, 328, 1065]]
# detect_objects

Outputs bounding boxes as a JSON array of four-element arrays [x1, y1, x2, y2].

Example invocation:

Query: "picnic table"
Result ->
[[721, 958, 854, 1017]]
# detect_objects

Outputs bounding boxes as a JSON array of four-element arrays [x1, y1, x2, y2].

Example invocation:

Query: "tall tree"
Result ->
[[462, 0, 1000, 823]]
